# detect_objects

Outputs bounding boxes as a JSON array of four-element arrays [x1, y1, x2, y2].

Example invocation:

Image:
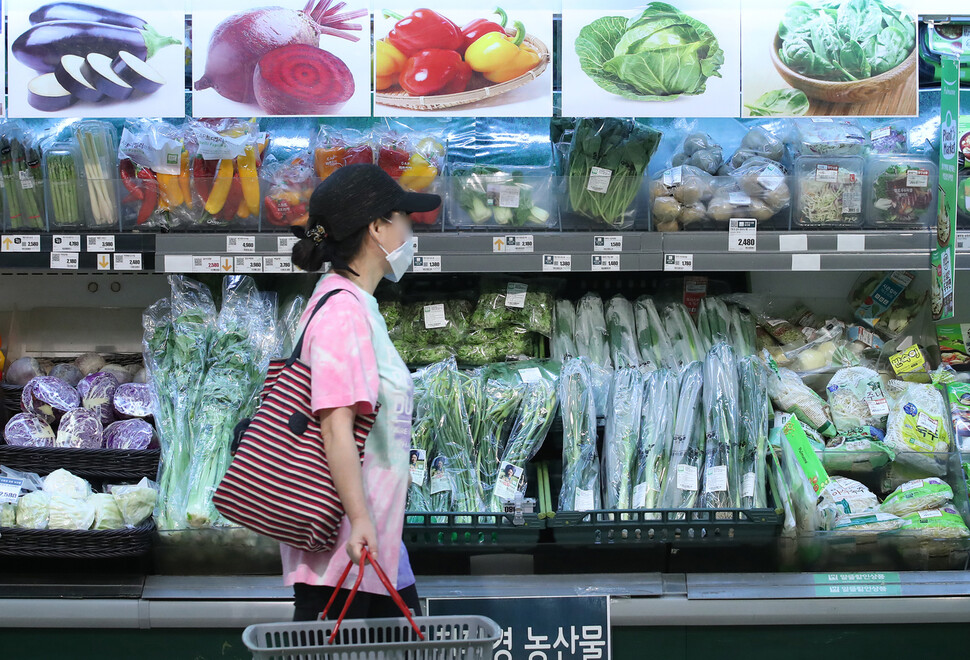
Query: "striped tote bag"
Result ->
[[212, 289, 378, 552]]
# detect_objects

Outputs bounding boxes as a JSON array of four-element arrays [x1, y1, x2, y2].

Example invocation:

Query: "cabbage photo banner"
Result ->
[[190, 0, 371, 118], [561, 0, 742, 118], [6, 0, 185, 118]]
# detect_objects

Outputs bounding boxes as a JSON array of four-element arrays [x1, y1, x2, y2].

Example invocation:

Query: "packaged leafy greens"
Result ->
[[660, 361, 706, 510], [849, 270, 925, 339], [820, 429, 895, 475], [606, 296, 640, 370], [602, 368, 644, 510], [558, 358, 601, 512], [450, 166, 553, 228], [470, 280, 554, 336], [632, 369, 678, 510], [700, 343, 740, 510], [792, 121, 868, 156], [575, 293, 612, 369], [664, 303, 706, 369], [473, 377, 526, 503], [552, 299, 578, 362], [738, 357, 769, 509], [697, 297, 733, 349], [400, 300, 472, 347], [456, 328, 536, 366], [634, 296, 674, 372], [866, 157, 936, 228]]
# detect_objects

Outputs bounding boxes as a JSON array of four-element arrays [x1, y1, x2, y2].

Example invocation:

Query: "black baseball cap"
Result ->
[[308, 164, 441, 241]]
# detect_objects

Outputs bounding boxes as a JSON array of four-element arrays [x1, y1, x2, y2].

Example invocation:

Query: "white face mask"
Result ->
[[377, 223, 414, 282]]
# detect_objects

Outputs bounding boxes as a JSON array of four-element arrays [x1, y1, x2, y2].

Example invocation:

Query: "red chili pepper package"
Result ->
[[117, 119, 188, 231], [312, 125, 374, 182], [184, 119, 265, 230], [260, 153, 313, 229], [0, 120, 49, 232], [375, 119, 446, 229]]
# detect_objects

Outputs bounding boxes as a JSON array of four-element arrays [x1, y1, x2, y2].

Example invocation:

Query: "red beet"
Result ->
[[253, 44, 353, 115], [194, 0, 365, 104]]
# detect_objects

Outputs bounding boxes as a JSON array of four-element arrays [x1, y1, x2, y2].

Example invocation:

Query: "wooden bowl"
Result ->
[[375, 35, 550, 111], [770, 32, 916, 104]]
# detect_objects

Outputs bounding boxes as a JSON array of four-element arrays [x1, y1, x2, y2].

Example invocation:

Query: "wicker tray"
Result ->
[[0, 522, 155, 558], [0, 445, 159, 480], [375, 35, 549, 111]]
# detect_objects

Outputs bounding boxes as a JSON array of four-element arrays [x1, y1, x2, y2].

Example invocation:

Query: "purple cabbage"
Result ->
[[54, 408, 103, 448], [3, 357, 44, 386], [48, 363, 84, 387], [79, 372, 119, 426], [103, 419, 157, 450], [113, 383, 153, 420], [21, 376, 80, 425], [3, 412, 55, 447]]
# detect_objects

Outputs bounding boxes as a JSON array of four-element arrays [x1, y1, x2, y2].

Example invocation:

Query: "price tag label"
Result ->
[[663, 166, 682, 187], [779, 234, 808, 252], [593, 236, 623, 252], [50, 252, 79, 270], [729, 192, 752, 206], [113, 253, 142, 271], [52, 235, 81, 252], [96, 254, 112, 270], [87, 235, 115, 252], [263, 256, 293, 273], [0, 477, 23, 504], [519, 367, 543, 383], [1, 235, 40, 252], [837, 234, 866, 251], [815, 165, 839, 183], [193, 256, 222, 273], [587, 167, 612, 193], [957, 231, 970, 250], [664, 254, 693, 271], [506, 282, 528, 308], [591, 255, 620, 271], [493, 235, 534, 253], [906, 168, 929, 188], [871, 126, 892, 141], [423, 304, 447, 329], [227, 235, 256, 253], [729, 218, 757, 252], [917, 411, 940, 435], [234, 256, 263, 273], [791, 254, 821, 271], [19, 170, 34, 189], [412, 256, 442, 273], [277, 236, 298, 253], [542, 254, 571, 272], [486, 184, 521, 208], [889, 344, 926, 376]]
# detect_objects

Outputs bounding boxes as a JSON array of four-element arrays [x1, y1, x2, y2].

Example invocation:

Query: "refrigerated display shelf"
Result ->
[[403, 512, 545, 549], [548, 509, 782, 546]]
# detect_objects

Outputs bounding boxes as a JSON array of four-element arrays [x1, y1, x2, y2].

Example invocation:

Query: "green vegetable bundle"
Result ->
[[660, 361, 706, 510], [697, 297, 732, 349], [470, 280, 554, 336], [552, 300, 578, 362], [399, 300, 472, 347], [700, 343, 740, 510], [47, 151, 82, 228], [406, 390, 435, 521], [379, 300, 404, 338], [778, 0, 915, 82], [664, 303, 706, 370], [473, 377, 526, 502], [727, 305, 757, 357], [1, 137, 46, 230], [606, 296, 640, 369], [453, 166, 552, 227], [738, 357, 770, 509], [576, 3, 725, 101], [634, 296, 674, 372], [456, 328, 537, 366], [575, 293, 612, 369], [632, 369, 679, 510], [564, 117, 661, 228], [602, 368, 644, 510], [558, 358, 601, 512]]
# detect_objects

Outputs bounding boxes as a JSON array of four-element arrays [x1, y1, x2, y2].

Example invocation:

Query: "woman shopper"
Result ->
[[286, 163, 440, 622]]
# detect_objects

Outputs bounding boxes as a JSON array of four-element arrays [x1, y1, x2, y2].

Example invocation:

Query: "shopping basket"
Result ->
[[242, 548, 500, 659]]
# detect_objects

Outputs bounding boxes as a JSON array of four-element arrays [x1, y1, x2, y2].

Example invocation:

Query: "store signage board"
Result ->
[[813, 573, 902, 597], [934, 55, 959, 321], [428, 596, 611, 660]]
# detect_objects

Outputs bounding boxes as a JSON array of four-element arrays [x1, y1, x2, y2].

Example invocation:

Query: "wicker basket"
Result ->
[[0, 445, 159, 480], [375, 35, 550, 111], [0, 522, 155, 558]]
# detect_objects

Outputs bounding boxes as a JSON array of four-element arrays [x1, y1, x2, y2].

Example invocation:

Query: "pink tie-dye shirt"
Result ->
[[281, 273, 414, 594]]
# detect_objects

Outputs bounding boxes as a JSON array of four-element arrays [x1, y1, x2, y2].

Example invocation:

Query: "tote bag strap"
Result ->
[[286, 288, 357, 367]]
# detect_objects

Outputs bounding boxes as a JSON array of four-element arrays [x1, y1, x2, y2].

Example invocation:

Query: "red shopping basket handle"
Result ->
[[320, 547, 424, 644]]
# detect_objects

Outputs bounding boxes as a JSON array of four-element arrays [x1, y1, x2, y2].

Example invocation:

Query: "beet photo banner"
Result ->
[[191, 0, 372, 118], [6, 0, 186, 118]]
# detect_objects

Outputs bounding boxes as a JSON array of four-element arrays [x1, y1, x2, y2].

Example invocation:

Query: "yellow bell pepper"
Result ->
[[237, 144, 260, 211], [464, 21, 540, 83], [178, 150, 191, 206], [156, 173, 183, 209], [204, 160, 234, 215], [237, 197, 251, 219], [398, 153, 437, 192], [375, 40, 406, 91]]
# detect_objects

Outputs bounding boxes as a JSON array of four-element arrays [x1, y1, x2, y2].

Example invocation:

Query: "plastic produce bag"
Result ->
[[660, 362, 706, 509], [260, 154, 313, 228], [109, 477, 158, 526], [738, 357, 769, 508], [456, 328, 535, 366], [21, 376, 80, 425], [632, 369, 678, 510], [766, 364, 837, 437], [3, 413, 55, 447], [473, 377, 526, 502], [43, 469, 91, 500], [881, 477, 953, 517], [470, 280, 554, 336], [820, 429, 895, 475], [884, 382, 950, 476], [650, 165, 715, 231], [400, 300, 471, 348], [606, 296, 640, 370], [634, 296, 674, 372], [558, 358, 601, 512], [793, 120, 867, 156], [820, 477, 880, 518], [778, 416, 833, 532], [849, 271, 926, 340], [826, 367, 890, 433], [16, 491, 50, 529], [90, 493, 125, 530], [701, 343, 740, 509], [697, 297, 733, 348], [574, 293, 611, 369], [451, 166, 554, 228], [54, 408, 103, 448], [664, 303, 706, 369], [899, 505, 970, 538], [671, 133, 724, 175], [833, 511, 905, 533], [47, 494, 96, 530], [552, 300, 578, 362], [602, 368, 644, 510], [1, 502, 15, 527]]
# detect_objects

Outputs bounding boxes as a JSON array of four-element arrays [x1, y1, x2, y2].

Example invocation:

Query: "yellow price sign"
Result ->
[[889, 344, 926, 376]]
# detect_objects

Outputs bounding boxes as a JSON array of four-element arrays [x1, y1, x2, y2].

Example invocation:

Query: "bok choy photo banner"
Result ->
[[6, 0, 186, 118], [374, 1, 554, 117], [741, 0, 918, 117], [561, 0, 741, 118], [191, 0, 371, 118]]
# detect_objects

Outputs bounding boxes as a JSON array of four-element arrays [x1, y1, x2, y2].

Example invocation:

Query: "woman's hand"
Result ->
[[347, 515, 378, 565]]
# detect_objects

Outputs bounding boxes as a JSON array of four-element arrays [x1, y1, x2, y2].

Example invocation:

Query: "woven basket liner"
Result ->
[[0, 446, 159, 480], [375, 35, 550, 110], [1, 352, 143, 413], [0, 522, 155, 558]]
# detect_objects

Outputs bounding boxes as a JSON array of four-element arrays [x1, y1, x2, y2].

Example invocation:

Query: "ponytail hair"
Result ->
[[291, 223, 369, 274]]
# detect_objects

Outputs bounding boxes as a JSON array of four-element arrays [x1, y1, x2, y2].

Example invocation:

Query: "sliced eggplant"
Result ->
[[27, 73, 77, 112], [79, 53, 133, 100], [111, 51, 164, 94], [54, 54, 103, 102]]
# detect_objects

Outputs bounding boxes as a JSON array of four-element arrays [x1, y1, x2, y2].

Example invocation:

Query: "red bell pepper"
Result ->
[[410, 205, 440, 226], [120, 159, 143, 203], [193, 156, 212, 203], [221, 170, 244, 222], [400, 49, 469, 96], [135, 167, 158, 225], [383, 9, 462, 56], [264, 195, 287, 226], [460, 8, 507, 53], [343, 145, 374, 166], [378, 145, 411, 180]]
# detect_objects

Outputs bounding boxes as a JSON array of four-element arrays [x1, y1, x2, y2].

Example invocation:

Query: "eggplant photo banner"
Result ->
[[190, 0, 372, 118], [6, 0, 187, 118]]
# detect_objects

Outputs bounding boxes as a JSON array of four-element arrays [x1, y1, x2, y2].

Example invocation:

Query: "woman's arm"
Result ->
[[321, 405, 377, 564]]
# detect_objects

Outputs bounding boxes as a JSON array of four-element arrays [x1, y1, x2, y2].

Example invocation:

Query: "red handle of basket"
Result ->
[[321, 547, 424, 644]]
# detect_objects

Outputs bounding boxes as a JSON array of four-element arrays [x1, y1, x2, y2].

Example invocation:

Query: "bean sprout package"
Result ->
[[825, 367, 891, 433], [765, 358, 837, 438], [883, 383, 951, 477]]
